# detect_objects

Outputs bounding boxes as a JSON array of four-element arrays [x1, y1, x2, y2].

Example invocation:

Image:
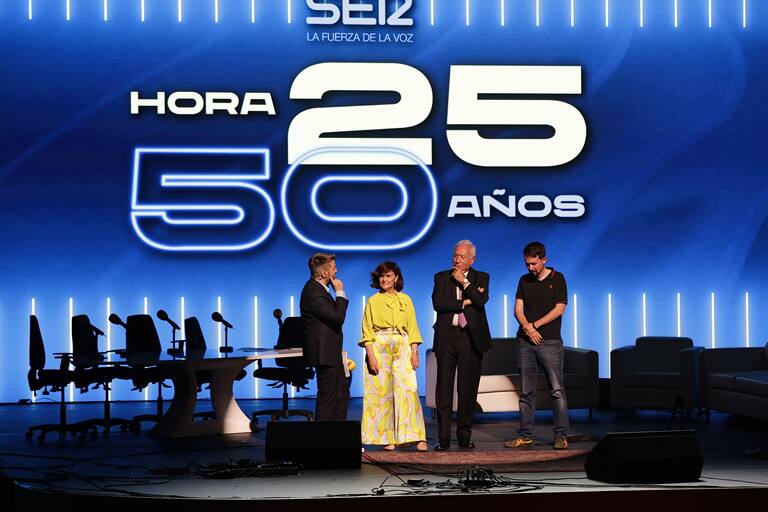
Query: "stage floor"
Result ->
[[1, 398, 766, 509]]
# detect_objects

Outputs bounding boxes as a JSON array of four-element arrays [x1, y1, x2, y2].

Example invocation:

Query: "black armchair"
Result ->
[[251, 312, 315, 428]]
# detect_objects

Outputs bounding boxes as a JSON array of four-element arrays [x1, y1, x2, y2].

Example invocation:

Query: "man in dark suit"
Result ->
[[300, 253, 350, 421], [431, 240, 492, 450]]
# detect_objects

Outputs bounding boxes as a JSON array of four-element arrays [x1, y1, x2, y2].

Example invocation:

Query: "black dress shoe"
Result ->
[[458, 440, 475, 449], [433, 442, 450, 451]]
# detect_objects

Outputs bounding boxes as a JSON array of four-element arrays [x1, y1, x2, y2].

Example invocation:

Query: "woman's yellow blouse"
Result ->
[[359, 292, 423, 346]]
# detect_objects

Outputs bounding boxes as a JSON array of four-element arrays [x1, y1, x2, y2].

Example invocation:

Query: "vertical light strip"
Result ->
[[535, 0, 540, 26], [674, 0, 678, 28], [604, 0, 610, 27], [708, 0, 712, 28], [500, 0, 505, 26], [742, 0, 747, 28], [104, 0, 108, 21], [361, 295, 366, 313], [106, 297, 111, 361], [69, 297, 74, 402], [570, 0, 575, 27], [503, 294, 508, 337], [745, 292, 750, 347], [710, 292, 716, 348], [287, 0, 292, 23], [465, 0, 470, 26], [253, 296, 259, 398], [676, 292, 682, 337], [290, 293, 296, 397], [180, 296, 186, 339], [214, 0, 219, 23], [251, 0, 256, 23], [144, 297, 149, 400], [572, 293, 578, 348], [430, 0, 434, 25], [31, 298, 36, 402], [66, 0, 71, 21], [642, 293, 647, 337], [28, 0, 33, 20], [607, 294, 613, 355], [216, 296, 222, 353], [640, 0, 644, 27], [178, 0, 183, 22], [141, 0, 145, 22]]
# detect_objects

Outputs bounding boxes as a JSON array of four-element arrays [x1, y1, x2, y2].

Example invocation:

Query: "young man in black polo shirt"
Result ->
[[506, 241, 570, 450]]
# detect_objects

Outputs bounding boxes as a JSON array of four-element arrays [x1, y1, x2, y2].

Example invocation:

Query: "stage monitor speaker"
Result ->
[[585, 430, 703, 483], [265, 421, 361, 469]]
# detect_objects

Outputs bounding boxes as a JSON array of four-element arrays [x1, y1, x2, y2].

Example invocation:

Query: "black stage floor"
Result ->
[[1, 398, 766, 511]]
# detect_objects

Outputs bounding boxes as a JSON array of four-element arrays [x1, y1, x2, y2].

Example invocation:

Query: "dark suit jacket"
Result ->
[[431, 267, 492, 355], [300, 278, 349, 367]]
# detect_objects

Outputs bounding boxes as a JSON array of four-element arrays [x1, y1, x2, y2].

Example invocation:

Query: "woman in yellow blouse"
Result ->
[[360, 261, 427, 451]]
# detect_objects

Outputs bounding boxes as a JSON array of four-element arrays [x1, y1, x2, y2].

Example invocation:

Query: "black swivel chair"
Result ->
[[26, 315, 96, 441], [123, 314, 172, 429], [251, 313, 315, 428], [70, 314, 136, 435]]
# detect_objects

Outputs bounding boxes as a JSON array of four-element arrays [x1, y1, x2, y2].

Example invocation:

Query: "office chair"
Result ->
[[70, 314, 136, 435], [184, 316, 248, 420], [25, 315, 96, 441], [123, 314, 173, 429], [251, 313, 315, 428]]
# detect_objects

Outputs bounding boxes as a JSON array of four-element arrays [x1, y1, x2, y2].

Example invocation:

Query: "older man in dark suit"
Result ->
[[300, 253, 350, 421], [432, 240, 492, 450]]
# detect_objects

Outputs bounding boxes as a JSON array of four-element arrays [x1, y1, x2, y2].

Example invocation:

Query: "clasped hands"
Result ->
[[523, 321, 543, 345], [365, 345, 419, 375]]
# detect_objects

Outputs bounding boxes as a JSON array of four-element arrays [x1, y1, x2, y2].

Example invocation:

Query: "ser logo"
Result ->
[[306, 0, 414, 26], [130, 63, 586, 252]]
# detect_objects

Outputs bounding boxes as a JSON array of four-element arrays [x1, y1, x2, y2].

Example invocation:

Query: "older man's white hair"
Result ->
[[454, 239, 477, 258]]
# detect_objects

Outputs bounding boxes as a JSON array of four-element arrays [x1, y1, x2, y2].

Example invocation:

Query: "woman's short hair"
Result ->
[[370, 261, 404, 292]]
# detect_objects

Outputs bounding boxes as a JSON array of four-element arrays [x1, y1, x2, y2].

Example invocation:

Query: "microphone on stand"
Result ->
[[108, 313, 126, 329], [157, 309, 181, 331], [157, 309, 183, 354], [211, 311, 233, 329], [211, 312, 234, 353]]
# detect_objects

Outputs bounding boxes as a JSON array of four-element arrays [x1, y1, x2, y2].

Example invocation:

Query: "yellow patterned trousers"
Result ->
[[361, 330, 426, 445]]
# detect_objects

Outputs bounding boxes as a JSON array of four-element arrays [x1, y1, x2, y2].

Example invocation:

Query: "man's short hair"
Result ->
[[523, 241, 546, 259], [455, 239, 477, 258], [308, 253, 336, 278]]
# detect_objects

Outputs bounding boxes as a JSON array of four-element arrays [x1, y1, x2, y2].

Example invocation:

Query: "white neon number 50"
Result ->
[[288, 62, 433, 165], [447, 65, 586, 167]]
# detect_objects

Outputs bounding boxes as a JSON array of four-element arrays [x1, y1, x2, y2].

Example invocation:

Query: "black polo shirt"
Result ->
[[515, 267, 568, 341]]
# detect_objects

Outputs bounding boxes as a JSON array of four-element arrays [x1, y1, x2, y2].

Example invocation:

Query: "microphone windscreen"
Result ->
[[108, 313, 123, 325], [157, 309, 169, 321], [212, 311, 223, 322]]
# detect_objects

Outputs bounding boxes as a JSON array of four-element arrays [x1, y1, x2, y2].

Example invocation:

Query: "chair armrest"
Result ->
[[701, 347, 765, 374], [563, 347, 598, 373], [679, 346, 704, 407], [610, 346, 636, 381]]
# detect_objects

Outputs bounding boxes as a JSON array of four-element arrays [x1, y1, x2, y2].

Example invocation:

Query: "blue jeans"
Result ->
[[517, 338, 569, 438]]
